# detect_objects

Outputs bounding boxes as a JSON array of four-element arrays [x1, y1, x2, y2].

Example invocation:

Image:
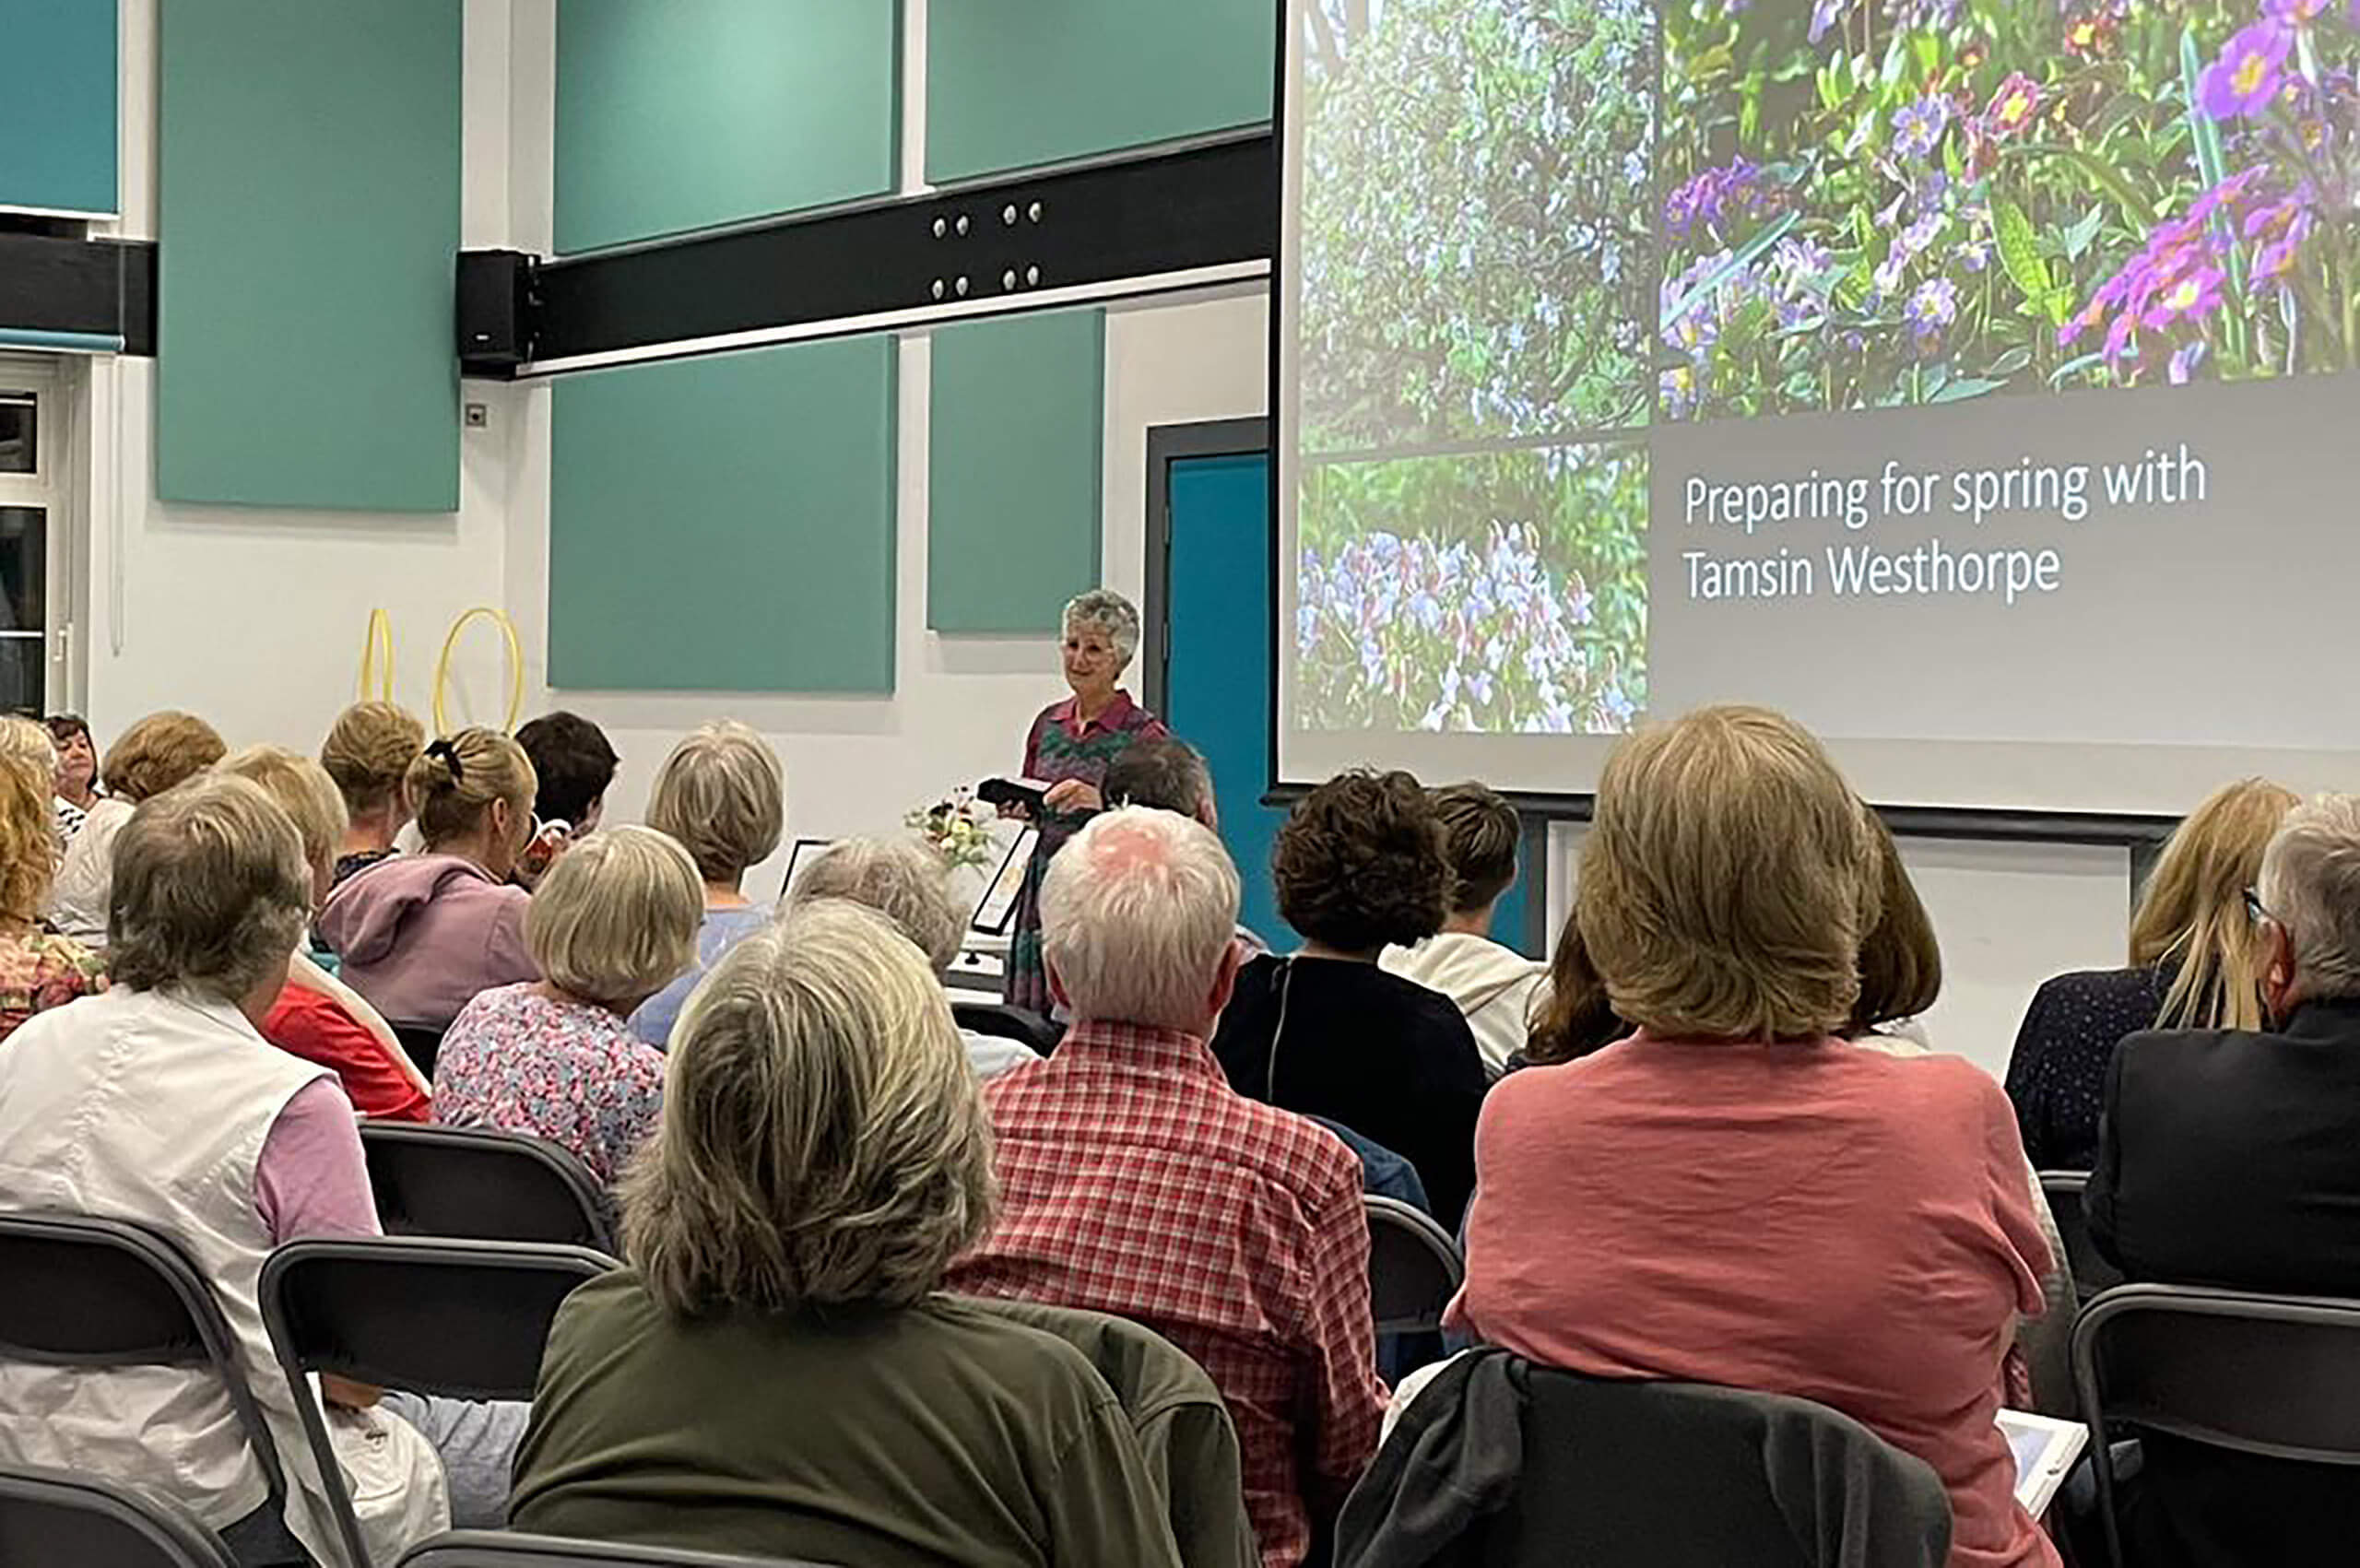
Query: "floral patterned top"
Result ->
[[0, 928, 106, 1044], [431, 983, 664, 1185]]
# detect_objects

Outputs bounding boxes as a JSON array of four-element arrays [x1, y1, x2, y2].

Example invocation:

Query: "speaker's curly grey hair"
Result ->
[[621, 899, 996, 1317], [1062, 588, 1142, 666]]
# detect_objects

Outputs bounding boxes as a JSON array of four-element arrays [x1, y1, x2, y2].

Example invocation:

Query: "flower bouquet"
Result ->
[[905, 788, 999, 873]]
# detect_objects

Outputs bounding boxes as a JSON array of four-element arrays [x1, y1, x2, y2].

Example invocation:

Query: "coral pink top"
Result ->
[[1450, 1034, 2057, 1568]]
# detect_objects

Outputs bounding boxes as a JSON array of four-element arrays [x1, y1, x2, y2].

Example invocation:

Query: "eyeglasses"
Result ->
[[2244, 886, 2278, 927]]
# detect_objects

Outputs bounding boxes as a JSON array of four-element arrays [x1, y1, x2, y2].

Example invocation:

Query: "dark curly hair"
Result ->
[[1273, 769, 1449, 954]]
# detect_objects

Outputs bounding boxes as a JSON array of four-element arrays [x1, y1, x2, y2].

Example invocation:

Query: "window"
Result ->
[[0, 360, 74, 717]]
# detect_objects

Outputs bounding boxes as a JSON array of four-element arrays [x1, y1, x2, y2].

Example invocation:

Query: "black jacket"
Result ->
[[1336, 1350, 1951, 1568], [2086, 999, 2360, 1566]]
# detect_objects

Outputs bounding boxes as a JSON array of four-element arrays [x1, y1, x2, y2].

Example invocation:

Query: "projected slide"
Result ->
[[1280, 0, 2360, 810]]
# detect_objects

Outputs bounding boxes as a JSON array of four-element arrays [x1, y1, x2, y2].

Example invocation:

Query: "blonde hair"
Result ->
[[1043, 807, 1240, 1030], [0, 715, 56, 775], [621, 900, 996, 1317], [787, 837, 964, 974], [1577, 705, 1876, 1041], [645, 721, 785, 886], [0, 757, 56, 922], [2259, 795, 2360, 1003], [217, 745, 348, 876], [109, 775, 309, 1001], [2130, 777, 2297, 1032], [321, 701, 426, 818], [406, 727, 536, 848], [102, 712, 227, 803], [525, 825, 703, 1008]]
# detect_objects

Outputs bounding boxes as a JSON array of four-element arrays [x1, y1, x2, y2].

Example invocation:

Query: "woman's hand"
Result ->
[[1043, 779, 1102, 814]]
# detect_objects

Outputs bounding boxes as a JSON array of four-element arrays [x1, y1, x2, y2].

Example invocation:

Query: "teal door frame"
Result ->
[[1141, 418, 1553, 961]]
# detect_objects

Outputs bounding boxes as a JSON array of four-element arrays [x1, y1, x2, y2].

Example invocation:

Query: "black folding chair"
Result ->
[[1364, 1194, 1464, 1336], [392, 1027, 447, 1081], [950, 1000, 1061, 1056], [0, 1465, 236, 1568], [259, 1235, 617, 1568], [400, 1529, 834, 1565], [0, 1213, 289, 1524], [2037, 1170, 2123, 1299], [2071, 1282, 2360, 1568], [360, 1121, 618, 1253]]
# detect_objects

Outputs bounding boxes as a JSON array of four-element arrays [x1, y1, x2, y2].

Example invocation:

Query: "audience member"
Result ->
[[511, 901, 1183, 1568], [2005, 776, 2295, 1168], [786, 836, 1035, 1080], [515, 710, 618, 833], [0, 715, 56, 786], [317, 726, 539, 1031], [0, 774, 442, 1565], [219, 745, 430, 1122], [1210, 769, 1489, 1225], [1452, 706, 2057, 1568], [1379, 783, 1548, 1077], [1843, 809, 2077, 1415], [1103, 736, 1270, 957], [48, 709, 225, 945], [1002, 588, 1170, 1014], [0, 753, 101, 1043], [2085, 794, 2360, 1565], [1517, 915, 1627, 1069], [950, 808, 1385, 1567], [630, 720, 784, 1047], [319, 700, 425, 887], [434, 825, 696, 1183], [44, 711, 100, 842]]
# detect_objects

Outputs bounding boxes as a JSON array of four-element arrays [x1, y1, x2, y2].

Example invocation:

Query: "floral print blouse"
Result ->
[[431, 983, 664, 1185], [0, 928, 105, 1044]]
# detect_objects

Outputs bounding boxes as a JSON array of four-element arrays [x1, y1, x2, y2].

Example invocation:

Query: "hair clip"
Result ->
[[424, 737, 465, 784]]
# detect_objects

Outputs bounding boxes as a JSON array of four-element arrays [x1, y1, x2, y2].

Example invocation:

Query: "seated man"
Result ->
[[949, 808, 1386, 1567], [2088, 792, 2360, 1566], [1379, 783, 1547, 1078], [1100, 736, 1268, 956]]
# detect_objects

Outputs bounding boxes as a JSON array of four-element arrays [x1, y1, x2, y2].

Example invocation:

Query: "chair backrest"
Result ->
[[391, 1026, 446, 1080], [0, 1464, 237, 1568], [360, 1121, 617, 1252], [260, 1236, 617, 1568], [1364, 1194, 1463, 1335], [1490, 1368, 1953, 1567], [2071, 1283, 2360, 1463], [0, 1211, 287, 1500], [2036, 1170, 2123, 1298], [949, 1000, 1061, 1056], [399, 1528, 834, 1566]]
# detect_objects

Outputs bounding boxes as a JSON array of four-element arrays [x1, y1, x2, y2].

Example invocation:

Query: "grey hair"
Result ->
[[646, 720, 785, 886], [1102, 737, 1213, 820], [1063, 588, 1142, 666], [1042, 806, 1240, 1030], [786, 836, 964, 975], [620, 900, 996, 1317], [110, 775, 311, 1003], [2258, 794, 2360, 1003]]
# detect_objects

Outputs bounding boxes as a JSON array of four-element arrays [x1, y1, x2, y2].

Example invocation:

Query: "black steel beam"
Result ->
[[521, 131, 1275, 370], [0, 232, 157, 356]]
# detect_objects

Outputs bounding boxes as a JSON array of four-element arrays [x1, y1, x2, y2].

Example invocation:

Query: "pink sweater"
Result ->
[[1451, 1035, 2057, 1568], [315, 854, 537, 1030]]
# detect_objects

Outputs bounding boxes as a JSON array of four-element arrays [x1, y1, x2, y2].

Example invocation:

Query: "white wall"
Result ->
[[1545, 822, 2131, 1080], [75, 0, 528, 752]]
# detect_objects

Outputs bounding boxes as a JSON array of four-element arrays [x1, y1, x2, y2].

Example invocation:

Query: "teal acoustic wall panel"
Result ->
[[556, 0, 897, 253], [158, 0, 458, 512], [928, 310, 1103, 633], [0, 0, 116, 217], [926, 0, 1272, 183], [550, 337, 896, 693]]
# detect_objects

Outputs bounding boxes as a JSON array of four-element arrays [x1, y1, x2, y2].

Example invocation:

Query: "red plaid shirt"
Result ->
[[948, 1020, 1387, 1568]]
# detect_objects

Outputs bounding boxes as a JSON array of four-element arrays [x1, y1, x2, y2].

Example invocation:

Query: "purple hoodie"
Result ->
[[316, 854, 538, 1030]]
